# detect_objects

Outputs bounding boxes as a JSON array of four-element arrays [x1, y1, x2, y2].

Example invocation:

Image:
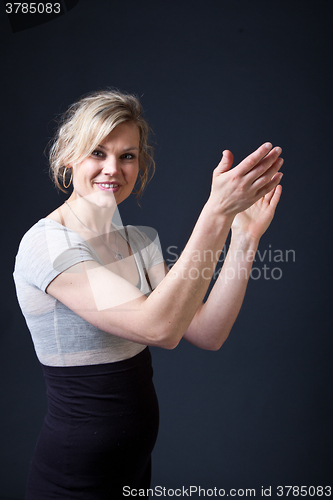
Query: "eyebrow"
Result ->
[[97, 145, 139, 151]]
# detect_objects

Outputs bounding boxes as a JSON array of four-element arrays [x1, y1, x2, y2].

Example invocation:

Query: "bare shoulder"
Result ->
[[45, 206, 64, 224]]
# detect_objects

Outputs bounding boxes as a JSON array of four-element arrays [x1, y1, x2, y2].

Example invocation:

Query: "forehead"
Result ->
[[100, 122, 140, 147]]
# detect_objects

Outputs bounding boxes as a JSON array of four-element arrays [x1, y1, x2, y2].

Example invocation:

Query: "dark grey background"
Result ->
[[1, 0, 332, 498]]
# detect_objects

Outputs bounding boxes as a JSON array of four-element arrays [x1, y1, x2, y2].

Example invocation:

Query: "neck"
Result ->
[[65, 192, 120, 237]]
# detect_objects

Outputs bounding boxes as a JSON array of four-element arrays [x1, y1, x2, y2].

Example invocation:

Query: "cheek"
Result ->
[[127, 164, 140, 183], [73, 162, 98, 184]]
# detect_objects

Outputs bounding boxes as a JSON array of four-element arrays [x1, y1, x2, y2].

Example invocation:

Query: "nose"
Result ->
[[102, 156, 121, 176]]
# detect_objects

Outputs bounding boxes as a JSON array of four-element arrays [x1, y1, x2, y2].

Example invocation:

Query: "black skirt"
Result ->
[[26, 347, 159, 499]]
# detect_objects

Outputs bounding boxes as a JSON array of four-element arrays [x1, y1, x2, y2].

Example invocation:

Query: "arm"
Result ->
[[47, 143, 283, 350], [183, 184, 283, 350]]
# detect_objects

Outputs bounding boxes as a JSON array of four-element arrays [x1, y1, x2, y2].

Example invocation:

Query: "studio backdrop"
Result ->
[[1, 0, 332, 498]]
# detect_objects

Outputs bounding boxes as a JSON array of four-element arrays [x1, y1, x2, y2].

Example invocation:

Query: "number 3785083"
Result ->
[[277, 486, 331, 497], [5, 3, 61, 14]]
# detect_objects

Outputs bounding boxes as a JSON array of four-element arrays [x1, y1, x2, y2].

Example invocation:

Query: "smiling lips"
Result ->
[[95, 182, 121, 192]]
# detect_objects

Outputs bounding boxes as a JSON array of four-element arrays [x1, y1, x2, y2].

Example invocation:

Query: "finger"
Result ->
[[252, 157, 284, 188], [245, 147, 283, 184], [269, 183, 282, 209], [264, 182, 281, 204], [236, 142, 273, 175], [255, 172, 283, 200], [214, 150, 234, 176], [264, 186, 277, 204]]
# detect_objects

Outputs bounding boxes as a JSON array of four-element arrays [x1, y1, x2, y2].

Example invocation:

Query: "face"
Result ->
[[70, 121, 140, 208]]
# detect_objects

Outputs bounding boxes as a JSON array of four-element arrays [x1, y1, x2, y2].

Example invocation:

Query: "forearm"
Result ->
[[140, 203, 234, 347], [53, 202, 234, 350], [183, 232, 259, 350]]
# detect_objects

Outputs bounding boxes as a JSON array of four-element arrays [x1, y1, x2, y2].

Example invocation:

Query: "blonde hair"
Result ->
[[49, 89, 155, 199]]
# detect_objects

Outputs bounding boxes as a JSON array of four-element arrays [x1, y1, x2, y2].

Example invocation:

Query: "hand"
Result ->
[[231, 184, 282, 241], [208, 143, 283, 218]]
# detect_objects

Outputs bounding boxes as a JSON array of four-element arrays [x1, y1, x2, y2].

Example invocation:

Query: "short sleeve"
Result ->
[[125, 225, 164, 270], [14, 219, 97, 293]]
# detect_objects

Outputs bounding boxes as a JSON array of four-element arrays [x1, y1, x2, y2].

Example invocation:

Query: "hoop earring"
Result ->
[[62, 167, 73, 189]]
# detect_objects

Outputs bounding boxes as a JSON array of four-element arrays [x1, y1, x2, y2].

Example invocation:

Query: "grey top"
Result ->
[[13, 219, 164, 367]]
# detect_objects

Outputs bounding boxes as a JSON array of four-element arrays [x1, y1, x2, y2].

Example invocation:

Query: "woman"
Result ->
[[13, 89, 283, 499]]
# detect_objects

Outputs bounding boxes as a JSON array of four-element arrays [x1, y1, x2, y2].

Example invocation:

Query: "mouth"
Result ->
[[94, 182, 121, 192]]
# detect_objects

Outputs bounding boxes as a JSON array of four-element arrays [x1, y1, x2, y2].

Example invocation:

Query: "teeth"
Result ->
[[100, 183, 118, 188]]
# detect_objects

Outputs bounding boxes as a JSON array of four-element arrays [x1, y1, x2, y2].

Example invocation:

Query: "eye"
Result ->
[[91, 150, 104, 158], [121, 153, 136, 160]]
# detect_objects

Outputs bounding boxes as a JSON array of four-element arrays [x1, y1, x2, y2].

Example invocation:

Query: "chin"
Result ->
[[96, 198, 118, 210], [81, 191, 117, 207]]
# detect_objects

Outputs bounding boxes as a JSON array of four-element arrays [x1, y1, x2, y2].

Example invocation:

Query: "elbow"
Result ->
[[157, 339, 179, 350], [146, 325, 181, 350], [206, 341, 224, 351], [161, 337, 180, 350], [202, 330, 231, 351], [155, 331, 181, 350]]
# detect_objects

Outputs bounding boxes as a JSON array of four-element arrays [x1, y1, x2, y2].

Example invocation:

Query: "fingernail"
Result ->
[[265, 142, 272, 149], [275, 147, 282, 154]]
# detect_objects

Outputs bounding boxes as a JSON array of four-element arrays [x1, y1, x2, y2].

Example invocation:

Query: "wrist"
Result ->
[[230, 231, 259, 256], [231, 225, 261, 245], [202, 199, 235, 231]]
